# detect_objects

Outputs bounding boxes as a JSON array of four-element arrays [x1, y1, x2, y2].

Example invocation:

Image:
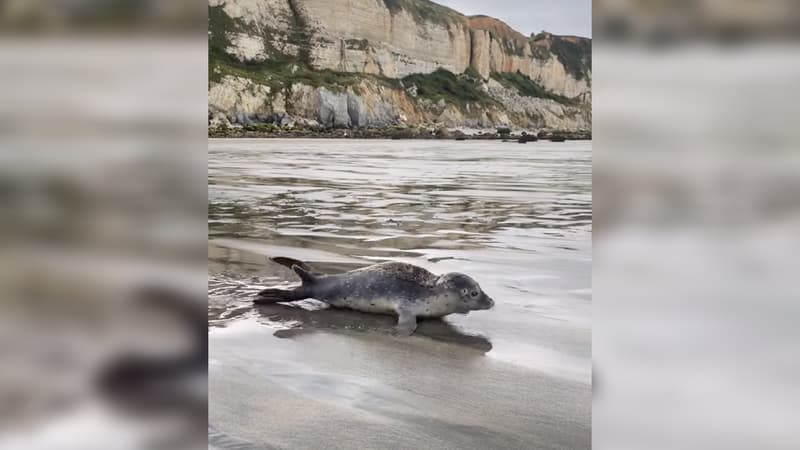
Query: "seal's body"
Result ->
[[255, 257, 494, 335]]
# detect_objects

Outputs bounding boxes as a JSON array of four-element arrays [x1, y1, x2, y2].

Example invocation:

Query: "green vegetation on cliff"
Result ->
[[529, 32, 592, 81], [491, 71, 574, 104], [381, 0, 462, 26], [209, 5, 364, 91], [402, 68, 494, 106], [551, 37, 591, 81], [208, 5, 236, 70], [549, 37, 592, 81], [212, 60, 369, 93]]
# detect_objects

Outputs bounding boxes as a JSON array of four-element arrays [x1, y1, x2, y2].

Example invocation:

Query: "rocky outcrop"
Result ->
[[209, 76, 419, 128], [485, 79, 590, 130], [209, 0, 591, 132], [209, 74, 588, 131]]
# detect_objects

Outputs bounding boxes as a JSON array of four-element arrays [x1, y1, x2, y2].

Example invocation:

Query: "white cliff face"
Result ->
[[468, 30, 493, 79], [211, 0, 300, 60], [226, 32, 267, 61], [208, 75, 272, 114], [211, 0, 293, 32], [208, 0, 591, 130], [468, 29, 590, 99], [298, 0, 471, 78], [213, 0, 589, 97], [527, 56, 591, 100]]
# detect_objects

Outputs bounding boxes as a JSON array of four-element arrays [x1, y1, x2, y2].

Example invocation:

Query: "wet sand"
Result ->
[[210, 316, 589, 449], [209, 140, 591, 449]]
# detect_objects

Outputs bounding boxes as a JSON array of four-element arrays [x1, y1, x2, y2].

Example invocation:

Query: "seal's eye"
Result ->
[[471, 291, 478, 297]]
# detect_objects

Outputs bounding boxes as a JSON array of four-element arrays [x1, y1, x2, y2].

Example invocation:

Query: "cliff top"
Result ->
[[381, 0, 463, 25], [530, 32, 592, 80], [468, 15, 527, 44], [531, 31, 591, 45]]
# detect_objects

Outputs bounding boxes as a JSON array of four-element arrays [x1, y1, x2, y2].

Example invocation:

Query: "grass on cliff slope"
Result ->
[[209, 5, 366, 91], [491, 71, 575, 104], [549, 38, 592, 81], [530, 32, 591, 81], [211, 57, 372, 93], [381, 0, 461, 26], [402, 68, 493, 106], [208, 5, 236, 69]]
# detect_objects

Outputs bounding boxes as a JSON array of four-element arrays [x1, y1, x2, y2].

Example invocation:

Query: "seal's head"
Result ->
[[438, 273, 495, 313]]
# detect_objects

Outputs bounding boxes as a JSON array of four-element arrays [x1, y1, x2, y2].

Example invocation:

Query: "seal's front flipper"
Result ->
[[394, 310, 418, 336], [254, 288, 304, 304]]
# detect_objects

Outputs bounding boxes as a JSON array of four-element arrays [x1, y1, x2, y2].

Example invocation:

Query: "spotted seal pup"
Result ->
[[255, 257, 494, 335]]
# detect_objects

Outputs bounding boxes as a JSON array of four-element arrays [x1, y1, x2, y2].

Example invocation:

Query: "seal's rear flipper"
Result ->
[[292, 265, 318, 286], [254, 288, 304, 304], [269, 257, 323, 275]]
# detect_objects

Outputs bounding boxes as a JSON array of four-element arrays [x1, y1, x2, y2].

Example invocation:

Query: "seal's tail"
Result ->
[[255, 257, 320, 304], [254, 287, 306, 304], [269, 257, 323, 275]]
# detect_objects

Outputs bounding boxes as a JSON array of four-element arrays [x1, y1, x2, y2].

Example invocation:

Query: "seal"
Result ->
[[255, 257, 494, 335]]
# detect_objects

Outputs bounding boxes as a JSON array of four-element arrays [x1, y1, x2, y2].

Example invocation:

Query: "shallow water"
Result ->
[[208, 138, 591, 449]]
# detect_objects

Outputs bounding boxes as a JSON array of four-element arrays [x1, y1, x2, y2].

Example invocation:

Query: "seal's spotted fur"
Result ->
[[348, 262, 439, 287], [256, 257, 494, 335]]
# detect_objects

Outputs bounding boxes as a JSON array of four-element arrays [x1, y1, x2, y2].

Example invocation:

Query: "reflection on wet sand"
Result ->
[[253, 303, 493, 352]]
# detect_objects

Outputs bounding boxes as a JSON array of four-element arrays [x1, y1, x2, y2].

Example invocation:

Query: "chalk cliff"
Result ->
[[209, 0, 591, 133]]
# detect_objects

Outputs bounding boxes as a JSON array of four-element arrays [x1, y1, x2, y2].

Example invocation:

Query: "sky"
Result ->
[[433, 0, 592, 38]]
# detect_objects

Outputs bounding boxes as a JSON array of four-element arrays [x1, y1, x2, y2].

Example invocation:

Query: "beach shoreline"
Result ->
[[208, 126, 592, 141]]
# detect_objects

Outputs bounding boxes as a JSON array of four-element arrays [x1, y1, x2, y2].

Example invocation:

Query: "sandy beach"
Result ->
[[210, 310, 590, 449], [209, 140, 591, 449]]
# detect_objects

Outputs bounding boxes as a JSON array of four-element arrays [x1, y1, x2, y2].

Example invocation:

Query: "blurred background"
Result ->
[[592, 1, 800, 450], [0, 1, 207, 449]]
